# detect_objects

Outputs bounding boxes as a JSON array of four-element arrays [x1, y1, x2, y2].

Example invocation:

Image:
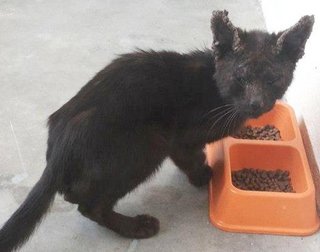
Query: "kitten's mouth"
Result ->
[[238, 109, 262, 119], [240, 108, 265, 119], [248, 111, 263, 118], [246, 105, 275, 119]]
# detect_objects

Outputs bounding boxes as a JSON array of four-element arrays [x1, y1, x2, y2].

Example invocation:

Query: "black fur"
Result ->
[[0, 10, 314, 251]]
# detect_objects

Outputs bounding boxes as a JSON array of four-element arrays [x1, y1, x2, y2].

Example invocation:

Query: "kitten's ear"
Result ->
[[275, 15, 315, 62], [211, 10, 244, 60]]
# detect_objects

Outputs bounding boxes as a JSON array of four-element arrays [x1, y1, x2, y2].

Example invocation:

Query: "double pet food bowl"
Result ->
[[206, 101, 320, 236]]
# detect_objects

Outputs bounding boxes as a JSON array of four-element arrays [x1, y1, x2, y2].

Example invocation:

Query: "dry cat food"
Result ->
[[233, 124, 281, 140], [232, 168, 295, 193]]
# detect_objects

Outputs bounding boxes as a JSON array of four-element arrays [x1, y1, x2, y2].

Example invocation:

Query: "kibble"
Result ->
[[233, 125, 282, 140], [232, 168, 295, 193]]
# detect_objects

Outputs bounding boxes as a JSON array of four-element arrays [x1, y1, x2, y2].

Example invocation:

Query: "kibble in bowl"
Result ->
[[233, 124, 282, 141], [232, 168, 295, 193]]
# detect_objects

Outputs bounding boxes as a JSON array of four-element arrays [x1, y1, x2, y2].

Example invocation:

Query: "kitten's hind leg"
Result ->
[[170, 144, 212, 187], [79, 205, 160, 239], [72, 130, 166, 238]]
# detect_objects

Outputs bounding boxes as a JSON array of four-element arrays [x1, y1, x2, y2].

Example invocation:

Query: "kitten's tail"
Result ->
[[0, 163, 57, 252]]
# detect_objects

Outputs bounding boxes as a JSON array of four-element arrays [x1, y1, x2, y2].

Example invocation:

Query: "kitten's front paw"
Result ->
[[188, 166, 212, 187]]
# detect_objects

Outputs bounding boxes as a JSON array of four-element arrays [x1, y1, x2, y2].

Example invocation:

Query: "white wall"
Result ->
[[261, 0, 320, 167]]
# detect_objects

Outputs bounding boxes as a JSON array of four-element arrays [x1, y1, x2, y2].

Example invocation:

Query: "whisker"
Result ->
[[206, 109, 233, 139], [219, 109, 235, 138], [232, 110, 240, 132], [205, 106, 233, 124], [201, 104, 234, 120], [226, 109, 238, 137], [223, 107, 239, 138], [197, 105, 234, 140], [206, 107, 235, 140]]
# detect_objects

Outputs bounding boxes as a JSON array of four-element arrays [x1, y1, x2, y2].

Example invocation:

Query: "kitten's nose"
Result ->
[[249, 100, 261, 110]]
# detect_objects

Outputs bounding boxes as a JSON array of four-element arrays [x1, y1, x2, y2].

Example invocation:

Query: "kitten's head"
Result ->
[[211, 10, 314, 118]]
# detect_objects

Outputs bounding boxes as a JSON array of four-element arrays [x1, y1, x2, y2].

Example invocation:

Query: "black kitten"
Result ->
[[0, 10, 314, 251]]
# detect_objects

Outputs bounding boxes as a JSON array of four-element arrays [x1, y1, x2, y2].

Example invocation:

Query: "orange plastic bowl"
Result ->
[[206, 101, 320, 236]]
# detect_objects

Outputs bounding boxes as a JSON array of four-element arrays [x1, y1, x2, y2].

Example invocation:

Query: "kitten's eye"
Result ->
[[237, 77, 249, 87], [266, 77, 280, 85]]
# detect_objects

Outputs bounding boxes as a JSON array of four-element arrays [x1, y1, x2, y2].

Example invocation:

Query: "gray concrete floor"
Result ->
[[0, 0, 319, 251]]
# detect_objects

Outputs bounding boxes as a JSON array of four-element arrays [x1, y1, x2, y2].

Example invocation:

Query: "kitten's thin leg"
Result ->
[[78, 205, 159, 239], [70, 129, 166, 239], [170, 144, 212, 187], [75, 161, 162, 239]]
